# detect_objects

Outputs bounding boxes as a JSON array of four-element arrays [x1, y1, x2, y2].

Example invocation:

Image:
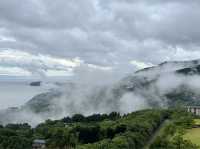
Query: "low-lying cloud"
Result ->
[[2, 64, 200, 126]]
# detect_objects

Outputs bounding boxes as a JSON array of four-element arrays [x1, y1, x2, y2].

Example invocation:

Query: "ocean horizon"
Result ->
[[0, 80, 48, 110]]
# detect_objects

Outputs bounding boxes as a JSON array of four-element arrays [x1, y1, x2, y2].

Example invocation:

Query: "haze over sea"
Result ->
[[0, 76, 55, 110]]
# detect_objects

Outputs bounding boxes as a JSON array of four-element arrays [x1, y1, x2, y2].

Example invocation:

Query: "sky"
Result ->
[[0, 0, 200, 77]]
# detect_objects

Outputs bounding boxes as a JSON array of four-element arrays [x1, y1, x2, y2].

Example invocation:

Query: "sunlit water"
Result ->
[[0, 82, 49, 110]]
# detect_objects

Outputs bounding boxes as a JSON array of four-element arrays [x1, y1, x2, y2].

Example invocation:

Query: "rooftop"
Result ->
[[187, 106, 200, 108], [33, 139, 46, 144]]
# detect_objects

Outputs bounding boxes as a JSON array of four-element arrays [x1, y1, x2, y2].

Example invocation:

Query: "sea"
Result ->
[[0, 76, 59, 110], [0, 81, 49, 110], [0, 75, 71, 110]]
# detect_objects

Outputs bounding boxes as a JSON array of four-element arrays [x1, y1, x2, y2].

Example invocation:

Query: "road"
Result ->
[[144, 119, 170, 149]]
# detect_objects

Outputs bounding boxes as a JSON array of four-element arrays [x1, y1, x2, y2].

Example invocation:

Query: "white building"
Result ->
[[187, 106, 200, 115], [32, 139, 46, 149]]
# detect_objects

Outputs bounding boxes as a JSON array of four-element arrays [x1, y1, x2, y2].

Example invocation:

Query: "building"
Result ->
[[32, 139, 46, 149], [187, 106, 200, 115]]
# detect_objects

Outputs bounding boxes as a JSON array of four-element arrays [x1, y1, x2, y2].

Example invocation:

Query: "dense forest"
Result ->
[[0, 108, 198, 149]]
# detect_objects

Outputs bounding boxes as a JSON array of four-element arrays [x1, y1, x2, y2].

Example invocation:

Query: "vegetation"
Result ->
[[193, 119, 200, 125], [184, 128, 200, 146], [76, 109, 168, 149], [0, 109, 168, 149], [0, 123, 32, 149], [0, 108, 198, 149], [149, 109, 199, 149]]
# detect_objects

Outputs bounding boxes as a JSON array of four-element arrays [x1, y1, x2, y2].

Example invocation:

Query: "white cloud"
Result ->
[[130, 60, 154, 70], [0, 49, 116, 77], [87, 64, 112, 71], [171, 47, 200, 61], [0, 66, 31, 76], [45, 70, 73, 77], [0, 35, 16, 42], [0, 0, 200, 76], [0, 49, 83, 76]]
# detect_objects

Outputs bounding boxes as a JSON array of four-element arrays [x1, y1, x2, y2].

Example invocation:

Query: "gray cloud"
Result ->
[[0, 0, 200, 75]]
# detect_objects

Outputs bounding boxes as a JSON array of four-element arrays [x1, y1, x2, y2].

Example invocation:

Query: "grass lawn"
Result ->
[[194, 119, 200, 125], [183, 128, 200, 146]]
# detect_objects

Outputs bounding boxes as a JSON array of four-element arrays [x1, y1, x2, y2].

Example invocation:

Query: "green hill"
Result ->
[[0, 108, 198, 149]]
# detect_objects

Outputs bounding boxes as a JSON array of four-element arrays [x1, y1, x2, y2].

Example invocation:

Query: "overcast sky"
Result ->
[[0, 0, 200, 77]]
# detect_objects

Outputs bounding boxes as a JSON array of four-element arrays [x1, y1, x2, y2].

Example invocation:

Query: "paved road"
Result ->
[[143, 119, 170, 149]]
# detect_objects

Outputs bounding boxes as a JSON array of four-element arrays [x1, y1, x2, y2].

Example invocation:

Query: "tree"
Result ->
[[47, 128, 77, 149], [72, 114, 85, 122], [77, 126, 100, 144]]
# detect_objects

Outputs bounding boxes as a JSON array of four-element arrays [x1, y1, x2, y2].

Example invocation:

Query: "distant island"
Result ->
[[29, 81, 41, 86]]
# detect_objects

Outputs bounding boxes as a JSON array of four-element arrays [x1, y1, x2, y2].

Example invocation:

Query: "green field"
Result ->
[[194, 119, 200, 125], [184, 128, 200, 146]]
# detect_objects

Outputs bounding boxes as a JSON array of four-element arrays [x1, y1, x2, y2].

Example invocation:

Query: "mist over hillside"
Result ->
[[1, 59, 200, 126]]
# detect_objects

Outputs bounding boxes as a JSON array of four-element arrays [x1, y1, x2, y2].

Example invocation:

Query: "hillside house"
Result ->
[[32, 139, 46, 149], [187, 106, 200, 116]]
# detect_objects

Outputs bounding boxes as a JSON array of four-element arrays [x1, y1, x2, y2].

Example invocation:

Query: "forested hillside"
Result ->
[[0, 109, 197, 149]]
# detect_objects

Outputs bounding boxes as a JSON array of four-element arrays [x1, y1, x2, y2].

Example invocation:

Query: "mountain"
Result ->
[[135, 59, 200, 75], [2, 59, 200, 125]]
